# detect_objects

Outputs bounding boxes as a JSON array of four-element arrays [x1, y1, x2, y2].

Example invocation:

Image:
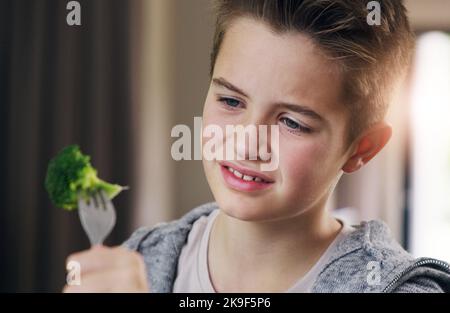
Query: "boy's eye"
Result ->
[[280, 117, 312, 134], [218, 97, 242, 109]]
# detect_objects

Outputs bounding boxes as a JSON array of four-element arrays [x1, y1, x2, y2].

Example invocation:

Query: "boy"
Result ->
[[64, 0, 450, 292]]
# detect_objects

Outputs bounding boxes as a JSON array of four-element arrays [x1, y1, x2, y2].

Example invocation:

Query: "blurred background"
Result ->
[[0, 0, 449, 292]]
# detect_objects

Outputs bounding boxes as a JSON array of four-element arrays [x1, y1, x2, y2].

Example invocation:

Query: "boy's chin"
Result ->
[[215, 194, 280, 222]]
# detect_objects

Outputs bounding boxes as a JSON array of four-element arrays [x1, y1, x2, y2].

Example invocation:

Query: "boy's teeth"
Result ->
[[233, 170, 243, 179], [242, 175, 253, 181], [226, 166, 266, 183]]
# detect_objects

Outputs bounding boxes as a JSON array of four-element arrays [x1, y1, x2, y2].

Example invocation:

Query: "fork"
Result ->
[[77, 190, 116, 246]]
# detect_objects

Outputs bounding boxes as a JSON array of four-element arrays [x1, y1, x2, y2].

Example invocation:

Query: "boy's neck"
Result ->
[[208, 202, 342, 292]]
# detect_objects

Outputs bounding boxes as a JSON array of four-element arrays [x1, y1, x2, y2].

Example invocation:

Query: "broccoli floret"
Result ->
[[45, 145, 125, 210]]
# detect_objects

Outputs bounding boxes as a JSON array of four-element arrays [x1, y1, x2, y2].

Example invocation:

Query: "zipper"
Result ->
[[382, 257, 450, 292]]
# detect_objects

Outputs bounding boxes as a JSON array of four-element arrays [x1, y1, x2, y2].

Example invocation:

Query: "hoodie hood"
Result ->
[[124, 202, 450, 293], [310, 218, 450, 292]]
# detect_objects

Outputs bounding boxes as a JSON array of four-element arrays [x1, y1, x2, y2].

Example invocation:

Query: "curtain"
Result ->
[[0, 0, 137, 292]]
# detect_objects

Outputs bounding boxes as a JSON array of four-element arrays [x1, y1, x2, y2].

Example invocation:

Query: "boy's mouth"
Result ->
[[218, 161, 275, 192]]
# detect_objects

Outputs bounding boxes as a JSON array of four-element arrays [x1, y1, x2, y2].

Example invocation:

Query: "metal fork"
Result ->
[[77, 190, 116, 246]]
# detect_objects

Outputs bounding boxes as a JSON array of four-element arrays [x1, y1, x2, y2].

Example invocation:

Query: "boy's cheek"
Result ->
[[202, 107, 232, 132], [204, 112, 241, 130], [278, 147, 328, 190], [278, 143, 317, 173]]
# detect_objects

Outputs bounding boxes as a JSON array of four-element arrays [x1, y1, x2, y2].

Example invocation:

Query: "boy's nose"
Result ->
[[235, 132, 258, 161], [232, 123, 272, 161]]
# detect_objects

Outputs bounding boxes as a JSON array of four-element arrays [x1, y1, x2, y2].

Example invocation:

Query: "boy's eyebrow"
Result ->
[[212, 77, 249, 98], [212, 76, 326, 124], [275, 103, 326, 124]]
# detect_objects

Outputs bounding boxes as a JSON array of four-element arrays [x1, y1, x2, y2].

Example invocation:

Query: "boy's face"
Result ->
[[202, 17, 351, 222]]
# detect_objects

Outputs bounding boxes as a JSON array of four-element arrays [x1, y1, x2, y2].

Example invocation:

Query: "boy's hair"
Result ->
[[210, 0, 415, 145]]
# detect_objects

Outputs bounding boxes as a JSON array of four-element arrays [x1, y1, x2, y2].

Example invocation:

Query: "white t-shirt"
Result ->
[[173, 209, 355, 293]]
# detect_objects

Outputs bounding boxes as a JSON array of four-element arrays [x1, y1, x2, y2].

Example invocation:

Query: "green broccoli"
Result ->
[[45, 145, 126, 210]]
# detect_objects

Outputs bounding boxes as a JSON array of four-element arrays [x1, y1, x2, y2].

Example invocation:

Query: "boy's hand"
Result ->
[[63, 245, 149, 293]]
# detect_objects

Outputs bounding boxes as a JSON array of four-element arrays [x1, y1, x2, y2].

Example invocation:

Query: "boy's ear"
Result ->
[[342, 122, 392, 173]]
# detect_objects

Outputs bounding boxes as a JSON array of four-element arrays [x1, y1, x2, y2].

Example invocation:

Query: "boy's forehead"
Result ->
[[215, 17, 344, 115]]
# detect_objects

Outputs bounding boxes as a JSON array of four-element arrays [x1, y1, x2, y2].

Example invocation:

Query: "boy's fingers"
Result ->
[[66, 245, 113, 274], [63, 265, 148, 293], [66, 245, 140, 275], [63, 268, 122, 293]]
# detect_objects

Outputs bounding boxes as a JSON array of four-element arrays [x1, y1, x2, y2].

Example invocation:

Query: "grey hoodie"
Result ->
[[123, 202, 450, 293]]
